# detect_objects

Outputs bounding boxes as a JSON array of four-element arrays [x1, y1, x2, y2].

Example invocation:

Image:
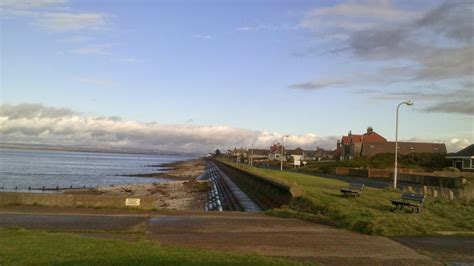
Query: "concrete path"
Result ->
[[0, 206, 439, 265]]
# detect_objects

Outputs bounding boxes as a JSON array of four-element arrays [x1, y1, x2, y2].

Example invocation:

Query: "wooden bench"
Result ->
[[391, 192, 426, 213], [340, 183, 364, 197]]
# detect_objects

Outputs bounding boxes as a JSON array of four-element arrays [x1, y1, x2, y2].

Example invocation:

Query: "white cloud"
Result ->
[[293, 1, 474, 116], [1, 104, 468, 153], [0, 0, 66, 9], [289, 79, 346, 91], [70, 44, 112, 55], [300, 0, 420, 40], [111, 57, 140, 64], [192, 34, 212, 40], [77, 77, 118, 86], [236, 24, 298, 32], [37, 12, 108, 32], [0, 104, 337, 153], [57, 35, 91, 43]]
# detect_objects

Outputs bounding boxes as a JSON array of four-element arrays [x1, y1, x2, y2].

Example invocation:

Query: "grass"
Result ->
[[0, 228, 302, 266], [219, 160, 474, 236]]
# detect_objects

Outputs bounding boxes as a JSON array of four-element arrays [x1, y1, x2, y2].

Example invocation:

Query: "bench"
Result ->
[[391, 192, 426, 213], [340, 183, 364, 197]]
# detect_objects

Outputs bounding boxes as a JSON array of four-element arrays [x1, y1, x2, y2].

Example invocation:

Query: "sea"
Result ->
[[0, 148, 196, 192]]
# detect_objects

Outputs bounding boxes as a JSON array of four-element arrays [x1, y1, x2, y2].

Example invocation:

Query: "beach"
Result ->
[[63, 158, 208, 210]]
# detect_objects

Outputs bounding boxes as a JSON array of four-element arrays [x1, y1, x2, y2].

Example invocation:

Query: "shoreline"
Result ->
[[1, 158, 209, 211], [125, 158, 206, 180]]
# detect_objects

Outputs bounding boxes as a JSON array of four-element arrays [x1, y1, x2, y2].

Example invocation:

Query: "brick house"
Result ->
[[361, 142, 447, 157], [338, 127, 387, 160], [336, 127, 447, 160]]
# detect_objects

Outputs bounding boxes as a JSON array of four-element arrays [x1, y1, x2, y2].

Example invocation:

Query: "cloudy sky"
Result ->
[[1, 0, 473, 153]]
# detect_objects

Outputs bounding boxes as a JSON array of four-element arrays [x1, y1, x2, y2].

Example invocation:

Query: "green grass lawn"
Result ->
[[0, 228, 301, 266], [220, 160, 474, 236]]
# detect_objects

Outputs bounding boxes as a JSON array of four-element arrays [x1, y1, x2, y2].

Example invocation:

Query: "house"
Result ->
[[361, 142, 447, 158], [287, 147, 304, 163], [338, 127, 387, 160], [446, 144, 474, 172], [228, 148, 248, 158], [314, 146, 335, 161], [269, 143, 285, 160], [249, 148, 270, 160], [337, 127, 447, 160]]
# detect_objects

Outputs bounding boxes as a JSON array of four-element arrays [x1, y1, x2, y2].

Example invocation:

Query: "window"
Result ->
[[409, 147, 415, 151], [462, 159, 471, 169], [370, 145, 375, 150], [434, 147, 438, 151]]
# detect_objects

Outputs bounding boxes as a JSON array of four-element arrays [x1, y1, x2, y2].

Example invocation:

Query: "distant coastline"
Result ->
[[0, 142, 200, 157]]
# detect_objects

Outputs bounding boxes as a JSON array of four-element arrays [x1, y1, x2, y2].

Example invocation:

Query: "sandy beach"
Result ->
[[63, 158, 208, 210]]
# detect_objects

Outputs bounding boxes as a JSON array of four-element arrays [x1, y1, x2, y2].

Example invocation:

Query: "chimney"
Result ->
[[367, 127, 373, 134]]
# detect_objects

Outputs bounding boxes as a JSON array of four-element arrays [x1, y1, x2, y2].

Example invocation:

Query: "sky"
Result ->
[[1, 0, 473, 153]]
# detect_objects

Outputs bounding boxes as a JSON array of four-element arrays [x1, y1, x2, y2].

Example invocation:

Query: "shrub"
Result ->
[[443, 167, 461, 172]]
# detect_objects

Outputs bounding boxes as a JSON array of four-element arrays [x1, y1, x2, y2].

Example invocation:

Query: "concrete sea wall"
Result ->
[[0, 192, 156, 210], [213, 159, 302, 210]]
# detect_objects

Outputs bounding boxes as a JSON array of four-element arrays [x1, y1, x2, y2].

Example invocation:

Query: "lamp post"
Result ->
[[281, 135, 290, 171], [394, 101, 413, 190], [250, 138, 257, 167]]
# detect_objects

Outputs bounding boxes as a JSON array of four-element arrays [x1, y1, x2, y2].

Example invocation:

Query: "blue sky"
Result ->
[[1, 0, 473, 152]]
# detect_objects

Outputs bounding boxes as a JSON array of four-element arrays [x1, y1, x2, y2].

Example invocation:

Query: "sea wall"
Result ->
[[0, 192, 156, 210], [212, 159, 302, 209]]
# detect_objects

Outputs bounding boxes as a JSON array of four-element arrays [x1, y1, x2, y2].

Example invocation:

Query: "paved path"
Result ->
[[0, 206, 438, 265]]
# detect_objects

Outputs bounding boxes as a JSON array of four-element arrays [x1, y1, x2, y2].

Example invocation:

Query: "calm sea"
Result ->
[[0, 148, 195, 192]]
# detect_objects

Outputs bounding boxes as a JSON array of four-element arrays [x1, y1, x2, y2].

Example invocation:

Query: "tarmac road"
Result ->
[[0, 206, 451, 265]]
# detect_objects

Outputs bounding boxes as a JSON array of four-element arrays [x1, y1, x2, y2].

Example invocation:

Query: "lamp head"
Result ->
[[405, 101, 413, 106]]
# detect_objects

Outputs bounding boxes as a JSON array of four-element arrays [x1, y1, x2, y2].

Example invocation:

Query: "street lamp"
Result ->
[[281, 135, 290, 171], [250, 138, 257, 167], [394, 100, 413, 190]]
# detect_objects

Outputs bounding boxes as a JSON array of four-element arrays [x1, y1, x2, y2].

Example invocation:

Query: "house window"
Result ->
[[462, 159, 471, 169], [434, 147, 438, 151], [370, 145, 375, 150], [409, 147, 415, 151]]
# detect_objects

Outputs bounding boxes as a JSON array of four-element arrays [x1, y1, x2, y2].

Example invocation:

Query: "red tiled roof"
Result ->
[[361, 132, 386, 142], [341, 131, 386, 144]]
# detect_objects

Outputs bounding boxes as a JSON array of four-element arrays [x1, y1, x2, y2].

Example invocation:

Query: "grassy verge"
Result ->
[[219, 160, 474, 236], [0, 228, 301, 266]]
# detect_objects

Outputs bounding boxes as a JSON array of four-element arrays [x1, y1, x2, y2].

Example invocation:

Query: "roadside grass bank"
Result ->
[[217, 159, 474, 236], [0, 228, 302, 266]]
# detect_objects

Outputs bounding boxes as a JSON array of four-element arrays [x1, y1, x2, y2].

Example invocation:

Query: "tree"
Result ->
[[214, 149, 221, 156]]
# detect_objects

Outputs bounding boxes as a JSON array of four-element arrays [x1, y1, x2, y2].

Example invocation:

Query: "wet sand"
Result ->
[[129, 159, 206, 180]]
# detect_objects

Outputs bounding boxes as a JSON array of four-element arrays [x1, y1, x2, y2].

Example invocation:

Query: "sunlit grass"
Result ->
[[0, 228, 302, 266], [222, 160, 474, 236]]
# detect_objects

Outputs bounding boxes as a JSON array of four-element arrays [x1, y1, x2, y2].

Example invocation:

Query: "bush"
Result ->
[[443, 167, 461, 172]]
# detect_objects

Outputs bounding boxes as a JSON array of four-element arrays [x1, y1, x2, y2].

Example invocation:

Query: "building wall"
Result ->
[[361, 142, 447, 158]]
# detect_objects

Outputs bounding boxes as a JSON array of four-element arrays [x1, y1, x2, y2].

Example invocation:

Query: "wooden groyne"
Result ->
[[0, 185, 93, 192]]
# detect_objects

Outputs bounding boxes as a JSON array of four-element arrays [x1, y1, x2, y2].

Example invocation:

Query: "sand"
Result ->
[[63, 158, 208, 210]]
